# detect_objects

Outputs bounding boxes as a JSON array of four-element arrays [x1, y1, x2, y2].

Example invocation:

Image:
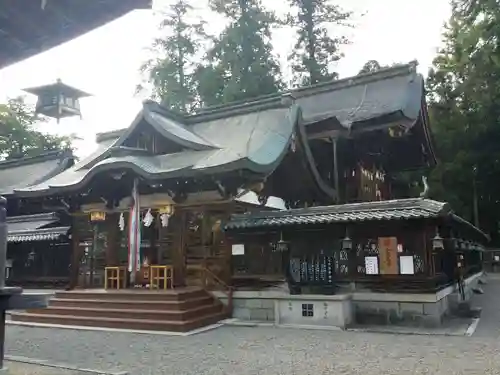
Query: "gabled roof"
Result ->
[[16, 101, 298, 195], [197, 61, 424, 132], [0, 150, 74, 195], [15, 61, 434, 196]]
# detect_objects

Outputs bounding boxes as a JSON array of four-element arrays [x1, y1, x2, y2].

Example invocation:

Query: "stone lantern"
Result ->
[[23, 79, 91, 123]]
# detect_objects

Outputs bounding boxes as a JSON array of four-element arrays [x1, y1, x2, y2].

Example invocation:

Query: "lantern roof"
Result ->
[[23, 79, 91, 99]]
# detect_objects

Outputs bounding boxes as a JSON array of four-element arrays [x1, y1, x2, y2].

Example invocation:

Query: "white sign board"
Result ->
[[399, 255, 415, 275], [365, 256, 379, 275], [232, 244, 245, 255]]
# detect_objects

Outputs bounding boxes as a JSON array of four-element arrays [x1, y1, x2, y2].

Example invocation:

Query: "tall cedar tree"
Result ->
[[0, 97, 73, 160], [287, 0, 352, 86], [139, 0, 205, 112], [196, 0, 284, 106], [426, 0, 500, 240]]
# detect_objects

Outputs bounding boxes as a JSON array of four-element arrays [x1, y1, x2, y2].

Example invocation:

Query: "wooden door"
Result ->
[[181, 207, 230, 288]]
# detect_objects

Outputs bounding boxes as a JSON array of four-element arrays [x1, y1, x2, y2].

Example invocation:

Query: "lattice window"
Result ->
[[302, 303, 314, 317], [414, 254, 424, 274]]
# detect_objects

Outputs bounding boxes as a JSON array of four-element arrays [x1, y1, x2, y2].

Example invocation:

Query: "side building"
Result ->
[[0, 150, 75, 288], [9, 62, 487, 330]]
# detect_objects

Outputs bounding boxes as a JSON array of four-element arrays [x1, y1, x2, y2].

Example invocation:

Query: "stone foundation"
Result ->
[[214, 272, 483, 329], [214, 291, 353, 329], [353, 272, 483, 327]]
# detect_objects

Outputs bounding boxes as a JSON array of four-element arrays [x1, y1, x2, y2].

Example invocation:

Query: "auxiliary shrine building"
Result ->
[[0, 151, 75, 288], [9, 62, 487, 331]]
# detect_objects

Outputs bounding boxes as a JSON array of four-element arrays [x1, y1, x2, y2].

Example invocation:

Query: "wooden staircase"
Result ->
[[9, 287, 228, 332]]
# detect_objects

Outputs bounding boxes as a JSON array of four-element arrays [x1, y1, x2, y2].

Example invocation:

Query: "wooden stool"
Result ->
[[150, 265, 174, 290], [104, 266, 126, 289]]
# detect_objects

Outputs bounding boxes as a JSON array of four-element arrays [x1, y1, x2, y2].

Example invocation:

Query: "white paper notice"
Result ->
[[399, 255, 415, 275], [365, 256, 379, 275], [495, 255, 500, 261], [232, 244, 245, 255]]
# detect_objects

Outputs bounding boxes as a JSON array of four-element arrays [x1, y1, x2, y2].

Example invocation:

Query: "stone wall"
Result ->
[[353, 272, 483, 327]]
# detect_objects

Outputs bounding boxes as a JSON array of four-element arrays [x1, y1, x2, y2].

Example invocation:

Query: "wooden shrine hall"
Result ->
[[9, 62, 487, 331]]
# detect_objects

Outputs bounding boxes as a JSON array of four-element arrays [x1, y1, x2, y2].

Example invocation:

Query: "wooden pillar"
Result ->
[[332, 137, 340, 203], [105, 213, 119, 266], [221, 207, 233, 286], [66, 215, 81, 290], [171, 211, 186, 287]]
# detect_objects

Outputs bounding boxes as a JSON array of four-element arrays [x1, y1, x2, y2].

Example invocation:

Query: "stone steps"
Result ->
[[10, 287, 228, 332], [11, 311, 227, 332], [49, 295, 214, 310]]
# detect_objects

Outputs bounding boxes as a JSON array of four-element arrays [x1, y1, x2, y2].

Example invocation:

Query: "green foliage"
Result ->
[[138, 0, 206, 112], [195, 0, 284, 106], [426, 0, 500, 241], [0, 97, 73, 160], [286, 0, 352, 86]]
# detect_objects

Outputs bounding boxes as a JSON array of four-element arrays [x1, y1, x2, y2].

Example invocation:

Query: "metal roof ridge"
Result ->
[[288, 61, 419, 100], [95, 129, 127, 143]]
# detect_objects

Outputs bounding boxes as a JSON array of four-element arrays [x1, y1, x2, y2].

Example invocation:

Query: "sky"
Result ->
[[0, 0, 451, 159]]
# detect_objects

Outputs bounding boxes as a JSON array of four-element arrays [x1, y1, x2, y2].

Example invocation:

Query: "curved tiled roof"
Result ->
[[0, 150, 74, 195], [225, 198, 489, 241], [15, 61, 434, 197], [16, 103, 298, 195]]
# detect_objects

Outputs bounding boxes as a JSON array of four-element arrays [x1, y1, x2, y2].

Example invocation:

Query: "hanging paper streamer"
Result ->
[[128, 178, 141, 282], [160, 213, 170, 228], [143, 209, 154, 227], [118, 212, 125, 231]]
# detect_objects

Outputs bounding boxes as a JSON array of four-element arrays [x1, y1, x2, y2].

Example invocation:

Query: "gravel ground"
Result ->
[[5, 325, 500, 375]]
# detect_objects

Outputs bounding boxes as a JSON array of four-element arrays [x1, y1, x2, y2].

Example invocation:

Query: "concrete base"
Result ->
[[352, 272, 484, 327], [214, 272, 484, 329], [213, 291, 353, 329]]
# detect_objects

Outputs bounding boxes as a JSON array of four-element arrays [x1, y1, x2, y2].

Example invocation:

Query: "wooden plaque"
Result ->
[[378, 237, 398, 275]]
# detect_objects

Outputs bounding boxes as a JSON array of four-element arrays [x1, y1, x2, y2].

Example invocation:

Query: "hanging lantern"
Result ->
[[90, 211, 106, 222], [342, 229, 352, 251], [275, 232, 289, 252], [158, 204, 174, 216], [432, 229, 444, 250], [23, 79, 91, 123]]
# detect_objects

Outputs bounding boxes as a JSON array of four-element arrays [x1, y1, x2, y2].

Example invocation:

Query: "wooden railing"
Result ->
[[201, 266, 234, 315]]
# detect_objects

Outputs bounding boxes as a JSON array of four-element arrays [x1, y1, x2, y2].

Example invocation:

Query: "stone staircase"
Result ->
[[10, 287, 228, 332]]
